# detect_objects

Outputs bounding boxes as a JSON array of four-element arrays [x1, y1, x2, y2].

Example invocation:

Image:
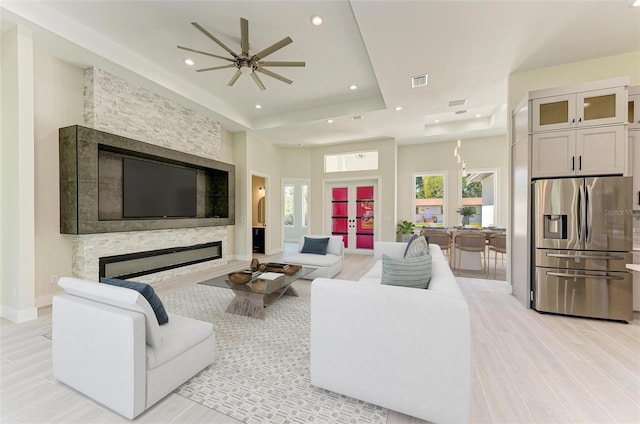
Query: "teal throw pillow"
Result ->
[[101, 278, 169, 325], [381, 254, 432, 289], [301, 237, 330, 255]]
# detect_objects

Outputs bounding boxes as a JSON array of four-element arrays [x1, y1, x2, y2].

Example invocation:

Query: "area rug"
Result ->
[[161, 282, 388, 424]]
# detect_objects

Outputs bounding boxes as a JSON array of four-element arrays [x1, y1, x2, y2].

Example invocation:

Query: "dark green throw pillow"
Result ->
[[101, 277, 169, 325]]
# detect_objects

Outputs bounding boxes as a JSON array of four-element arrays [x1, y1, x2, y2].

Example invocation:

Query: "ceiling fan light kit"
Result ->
[[178, 17, 305, 91]]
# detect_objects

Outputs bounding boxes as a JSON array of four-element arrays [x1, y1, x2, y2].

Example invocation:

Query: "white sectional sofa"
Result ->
[[310, 242, 471, 423], [284, 235, 344, 279], [53, 278, 215, 419]]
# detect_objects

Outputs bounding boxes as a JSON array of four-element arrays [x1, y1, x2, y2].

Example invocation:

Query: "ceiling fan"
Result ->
[[177, 18, 305, 91]]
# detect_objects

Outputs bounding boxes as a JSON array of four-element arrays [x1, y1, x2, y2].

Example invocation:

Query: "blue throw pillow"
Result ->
[[301, 237, 330, 255], [100, 278, 169, 325]]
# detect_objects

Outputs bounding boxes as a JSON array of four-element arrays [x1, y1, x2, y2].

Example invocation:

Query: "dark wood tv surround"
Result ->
[[59, 125, 235, 234]]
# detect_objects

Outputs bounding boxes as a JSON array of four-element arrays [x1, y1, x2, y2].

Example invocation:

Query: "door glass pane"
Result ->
[[583, 94, 615, 121], [461, 175, 483, 227], [629, 101, 635, 124], [539, 101, 569, 126], [414, 174, 445, 227], [331, 187, 349, 248], [356, 185, 374, 250], [283, 184, 294, 226]]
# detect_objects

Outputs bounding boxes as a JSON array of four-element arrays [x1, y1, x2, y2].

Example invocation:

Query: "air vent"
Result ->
[[411, 74, 428, 88], [449, 99, 466, 107], [455, 110, 468, 115], [352, 115, 363, 120]]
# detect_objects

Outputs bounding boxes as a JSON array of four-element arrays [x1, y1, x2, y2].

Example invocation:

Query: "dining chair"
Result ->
[[453, 232, 487, 273], [420, 230, 452, 263], [487, 233, 507, 278]]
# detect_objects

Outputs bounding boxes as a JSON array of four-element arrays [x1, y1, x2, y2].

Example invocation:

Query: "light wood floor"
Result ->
[[1, 248, 638, 423]]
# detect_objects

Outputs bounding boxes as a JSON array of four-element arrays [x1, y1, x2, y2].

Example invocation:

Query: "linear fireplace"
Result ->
[[99, 241, 222, 280]]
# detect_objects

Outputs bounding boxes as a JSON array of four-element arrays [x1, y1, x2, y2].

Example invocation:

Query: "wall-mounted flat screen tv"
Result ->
[[123, 157, 197, 218]]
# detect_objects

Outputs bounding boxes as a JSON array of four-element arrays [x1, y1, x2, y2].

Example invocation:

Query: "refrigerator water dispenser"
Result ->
[[543, 215, 567, 239]]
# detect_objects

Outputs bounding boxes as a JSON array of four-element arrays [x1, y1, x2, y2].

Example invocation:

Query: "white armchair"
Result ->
[[52, 277, 215, 419]]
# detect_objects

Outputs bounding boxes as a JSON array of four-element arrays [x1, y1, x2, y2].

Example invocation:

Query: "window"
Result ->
[[325, 150, 378, 173], [460, 175, 483, 226], [283, 184, 294, 226], [413, 172, 446, 227], [459, 170, 498, 227], [302, 184, 309, 227]]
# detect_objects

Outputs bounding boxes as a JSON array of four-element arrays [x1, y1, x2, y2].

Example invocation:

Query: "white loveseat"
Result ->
[[310, 242, 471, 423], [53, 277, 215, 419], [284, 235, 344, 279]]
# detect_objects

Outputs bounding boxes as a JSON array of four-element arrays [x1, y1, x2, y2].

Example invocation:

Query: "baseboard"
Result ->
[[36, 293, 57, 308], [0, 304, 38, 323]]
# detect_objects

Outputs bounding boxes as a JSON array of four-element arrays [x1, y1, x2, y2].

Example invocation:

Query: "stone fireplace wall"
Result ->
[[72, 67, 229, 282]]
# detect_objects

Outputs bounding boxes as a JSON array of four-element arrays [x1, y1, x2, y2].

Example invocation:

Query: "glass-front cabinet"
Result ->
[[532, 86, 627, 132], [629, 88, 640, 130]]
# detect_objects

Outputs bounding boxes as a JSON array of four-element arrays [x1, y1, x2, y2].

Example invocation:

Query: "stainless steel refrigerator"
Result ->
[[533, 176, 633, 322]]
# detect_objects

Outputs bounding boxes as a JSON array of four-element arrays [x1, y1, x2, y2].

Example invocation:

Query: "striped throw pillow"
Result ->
[[381, 253, 432, 289]]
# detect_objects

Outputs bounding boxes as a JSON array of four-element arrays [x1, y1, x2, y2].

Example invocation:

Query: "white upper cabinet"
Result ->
[[532, 86, 627, 132], [532, 126, 626, 178]]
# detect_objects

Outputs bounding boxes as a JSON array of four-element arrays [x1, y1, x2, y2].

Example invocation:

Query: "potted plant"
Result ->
[[397, 220, 415, 242], [456, 206, 476, 226]]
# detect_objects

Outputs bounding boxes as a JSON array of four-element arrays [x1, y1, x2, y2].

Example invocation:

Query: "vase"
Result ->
[[462, 216, 470, 226]]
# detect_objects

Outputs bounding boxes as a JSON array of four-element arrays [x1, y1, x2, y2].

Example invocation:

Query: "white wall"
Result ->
[[398, 135, 509, 228], [33, 45, 84, 307], [0, 25, 37, 322]]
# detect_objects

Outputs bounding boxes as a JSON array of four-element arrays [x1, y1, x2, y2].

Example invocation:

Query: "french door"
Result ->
[[327, 181, 376, 253]]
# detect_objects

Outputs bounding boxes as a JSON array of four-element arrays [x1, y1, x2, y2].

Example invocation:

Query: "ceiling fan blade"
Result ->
[[250, 71, 266, 91], [191, 22, 238, 59], [258, 61, 305, 67], [251, 36, 292, 61], [240, 18, 249, 57], [177, 46, 234, 62], [256, 68, 292, 85], [196, 64, 236, 72], [227, 69, 242, 86]]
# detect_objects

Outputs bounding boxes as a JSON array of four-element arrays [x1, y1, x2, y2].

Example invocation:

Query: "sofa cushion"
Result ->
[[146, 313, 214, 370], [58, 277, 163, 348], [301, 237, 330, 255], [286, 252, 341, 268], [404, 235, 429, 258], [101, 278, 169, 325], [381, 254, 432, 289]]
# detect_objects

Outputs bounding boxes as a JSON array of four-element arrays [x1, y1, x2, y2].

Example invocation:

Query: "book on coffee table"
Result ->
[[257, 272, 285, 280]]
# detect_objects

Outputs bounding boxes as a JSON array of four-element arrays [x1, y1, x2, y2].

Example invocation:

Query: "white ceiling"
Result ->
[[2, 1, 639, 147]]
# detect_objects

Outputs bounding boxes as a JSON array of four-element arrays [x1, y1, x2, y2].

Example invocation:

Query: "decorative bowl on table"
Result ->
[[228, 271, 252, 285]]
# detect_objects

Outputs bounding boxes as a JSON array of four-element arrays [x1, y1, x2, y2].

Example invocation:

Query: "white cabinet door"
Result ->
[[575, 126, 626, 176], [576, 86, 627, 128], [531, 130, 576, 178], [631, 130, 640, 209], [532, 94, 576, 132]]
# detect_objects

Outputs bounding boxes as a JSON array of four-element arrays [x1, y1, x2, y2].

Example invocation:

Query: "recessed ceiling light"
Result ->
[[310, 15, 324, 25], [349, 84, 357, 90], [327, 119, 334, 123], [184, 58, 194, 66], [255, 104, 262, 109], [434, 119, 441, 123], [475, 113, 482, 118], [394, 106, 403, 111]]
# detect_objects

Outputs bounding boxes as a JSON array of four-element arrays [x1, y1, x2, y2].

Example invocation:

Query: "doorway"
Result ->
[[283, 179, 310, 243], [326, 180, 377, 254], [251, 175, 267, 254]]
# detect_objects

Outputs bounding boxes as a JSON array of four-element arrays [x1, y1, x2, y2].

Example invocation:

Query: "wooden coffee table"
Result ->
[[199, 266, 314, 319]]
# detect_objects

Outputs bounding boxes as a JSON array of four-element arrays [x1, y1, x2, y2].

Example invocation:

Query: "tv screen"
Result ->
[[122, 157, 197, 218]]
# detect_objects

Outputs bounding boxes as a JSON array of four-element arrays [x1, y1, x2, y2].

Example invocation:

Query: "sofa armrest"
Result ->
[[373, 242, 407, 260], [53, 294, 147, 419], [310, 279, 471, 423]]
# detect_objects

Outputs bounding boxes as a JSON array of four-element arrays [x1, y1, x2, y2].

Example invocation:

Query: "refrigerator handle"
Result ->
[[585, 184, 592, 244], [577, 184, 583, 243]]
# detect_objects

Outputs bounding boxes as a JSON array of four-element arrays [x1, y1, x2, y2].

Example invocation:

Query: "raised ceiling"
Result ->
[[2, 1, 639, 146]]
